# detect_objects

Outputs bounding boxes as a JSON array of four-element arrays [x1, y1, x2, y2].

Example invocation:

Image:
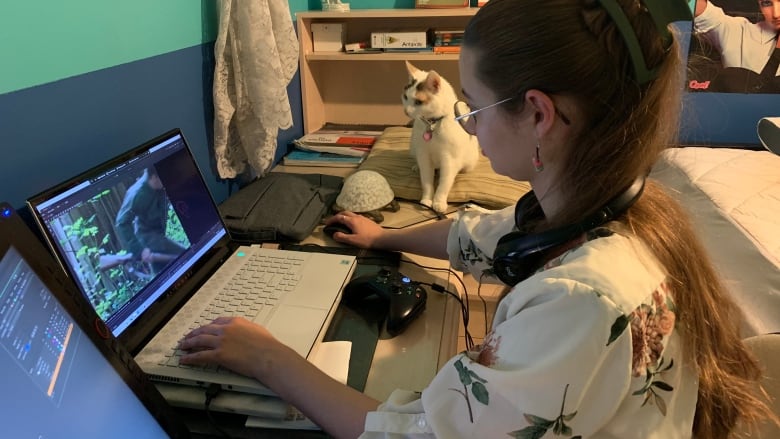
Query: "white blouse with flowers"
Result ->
[[359, 205, 698, 438]]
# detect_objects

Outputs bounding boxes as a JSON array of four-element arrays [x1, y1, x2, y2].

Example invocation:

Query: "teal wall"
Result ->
[[0, 0, 218, 94]]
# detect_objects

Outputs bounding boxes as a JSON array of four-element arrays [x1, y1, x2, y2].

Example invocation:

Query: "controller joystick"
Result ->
[[342, 269, 427, 337]]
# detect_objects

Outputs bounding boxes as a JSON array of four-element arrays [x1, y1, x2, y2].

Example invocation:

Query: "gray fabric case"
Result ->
[[219, 172, 343, 242]]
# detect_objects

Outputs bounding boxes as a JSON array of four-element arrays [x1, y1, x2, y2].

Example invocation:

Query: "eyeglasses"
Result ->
[[454, 97, 514, 135], [453, 96, 571, 135]]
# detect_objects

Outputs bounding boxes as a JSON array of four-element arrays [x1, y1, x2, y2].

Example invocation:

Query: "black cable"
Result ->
[[377, 202, 451, 229], [477, 272, 491, 337], [402, 258, 475, 351], [203, 384, 234, 439], [419, 280, 474, 351], [410, 201, 449, 221]]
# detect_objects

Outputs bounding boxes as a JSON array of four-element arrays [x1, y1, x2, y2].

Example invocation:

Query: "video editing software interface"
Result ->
[[30, 132, 224, 336], [0, 245, 169, 437]]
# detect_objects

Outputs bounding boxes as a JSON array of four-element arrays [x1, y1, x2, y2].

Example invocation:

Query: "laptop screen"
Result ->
[[0, 206, 188, 437], [28, 129, 226, 340]]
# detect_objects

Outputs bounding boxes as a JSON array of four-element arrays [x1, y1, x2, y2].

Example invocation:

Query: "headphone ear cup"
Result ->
[[493, 232, 530, 286], [492, 177, 646, 286], [492, 229, 568, 286]]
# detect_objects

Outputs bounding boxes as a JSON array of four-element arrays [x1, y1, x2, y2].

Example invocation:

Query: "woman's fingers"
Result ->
[[182, 316, 235, 339]]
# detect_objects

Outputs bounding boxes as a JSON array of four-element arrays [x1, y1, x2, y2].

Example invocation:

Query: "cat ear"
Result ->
[[405, 61, 420, 76], [424, 71, 442, 93]]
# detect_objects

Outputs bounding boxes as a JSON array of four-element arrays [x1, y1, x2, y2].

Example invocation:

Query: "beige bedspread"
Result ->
[[652, 147, 780, 336]]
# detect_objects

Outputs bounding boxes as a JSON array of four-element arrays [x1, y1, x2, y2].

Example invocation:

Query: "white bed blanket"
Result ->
[[653, 147, 780, 336], [662, 148, 780, 267]]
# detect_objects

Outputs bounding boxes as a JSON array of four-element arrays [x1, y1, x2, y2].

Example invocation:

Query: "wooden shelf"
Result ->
[[296, 8, 477, 133], [297, 8, 476, 20], [306, 52, 461, 62]]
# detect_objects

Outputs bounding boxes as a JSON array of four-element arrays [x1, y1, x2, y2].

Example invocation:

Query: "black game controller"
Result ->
[[342, 268, 427, 337]]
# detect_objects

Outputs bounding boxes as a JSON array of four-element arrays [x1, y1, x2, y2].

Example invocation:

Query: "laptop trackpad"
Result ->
[[261, 306, 328, 357]]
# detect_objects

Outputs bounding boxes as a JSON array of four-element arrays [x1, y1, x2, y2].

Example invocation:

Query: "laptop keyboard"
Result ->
[[160, 252, 305, 372]]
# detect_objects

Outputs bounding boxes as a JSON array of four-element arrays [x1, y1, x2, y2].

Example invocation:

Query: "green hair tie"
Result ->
[[597, 0, 692, 84]]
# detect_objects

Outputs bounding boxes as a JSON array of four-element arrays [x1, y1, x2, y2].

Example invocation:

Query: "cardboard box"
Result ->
[[311, 23, 345, 52], [370, 30, 430, 49]]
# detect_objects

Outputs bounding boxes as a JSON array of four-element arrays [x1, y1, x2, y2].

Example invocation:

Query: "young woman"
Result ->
[[180, 0, 777, 437]]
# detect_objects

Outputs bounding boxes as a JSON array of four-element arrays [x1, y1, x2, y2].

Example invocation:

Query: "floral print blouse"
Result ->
[[359, 204, 698, 438]]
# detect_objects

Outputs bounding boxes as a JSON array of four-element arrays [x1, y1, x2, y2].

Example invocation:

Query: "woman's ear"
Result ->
[[524, 89, 557, 138]]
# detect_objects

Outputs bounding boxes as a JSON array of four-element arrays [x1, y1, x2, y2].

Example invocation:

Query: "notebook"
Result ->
[[26, 128, 356, 396], [0, 202, 190, 438]]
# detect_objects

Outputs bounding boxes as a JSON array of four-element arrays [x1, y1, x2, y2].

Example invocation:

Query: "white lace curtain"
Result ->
[[212, 0, 299, 178]]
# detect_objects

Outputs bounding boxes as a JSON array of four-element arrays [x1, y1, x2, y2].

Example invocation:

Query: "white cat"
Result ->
[[402, 61, 480, 213]]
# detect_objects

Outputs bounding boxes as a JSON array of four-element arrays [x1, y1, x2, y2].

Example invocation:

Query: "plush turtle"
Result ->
[[333, 170, 400, 223]]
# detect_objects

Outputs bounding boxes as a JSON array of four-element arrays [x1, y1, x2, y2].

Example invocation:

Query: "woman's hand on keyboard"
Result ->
[[178, 316, 293, 382], [178, 314, 381, 439]]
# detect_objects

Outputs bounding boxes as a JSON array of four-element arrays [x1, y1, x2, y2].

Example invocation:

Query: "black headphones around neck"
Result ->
[[492, 176, 646, 286]]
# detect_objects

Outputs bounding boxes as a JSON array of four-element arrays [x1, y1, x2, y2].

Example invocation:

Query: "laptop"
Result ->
[[26, 128, 356, 397], [0, 202, 190, 438]]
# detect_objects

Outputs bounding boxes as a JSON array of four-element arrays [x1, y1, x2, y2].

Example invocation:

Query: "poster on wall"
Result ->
[[686, 0, 780, 94]]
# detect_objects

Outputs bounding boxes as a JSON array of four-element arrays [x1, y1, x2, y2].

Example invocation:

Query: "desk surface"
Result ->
[[181, 164, 508, 436], [274, 162, 506, 400], [182, 238, 460, 438], [302, 210, 460, 402]]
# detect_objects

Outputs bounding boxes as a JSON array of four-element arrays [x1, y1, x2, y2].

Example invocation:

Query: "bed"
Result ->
[[651, 146, 780, 337]]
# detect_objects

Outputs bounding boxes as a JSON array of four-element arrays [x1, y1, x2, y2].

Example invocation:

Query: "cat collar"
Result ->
[[420, 116, 445, 141]]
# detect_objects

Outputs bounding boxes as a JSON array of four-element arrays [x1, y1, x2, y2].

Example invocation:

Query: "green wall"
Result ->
[[0, 0, 218, 94]]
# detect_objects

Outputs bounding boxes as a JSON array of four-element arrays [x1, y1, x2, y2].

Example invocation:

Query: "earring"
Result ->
[[532, 141, 544, 172]]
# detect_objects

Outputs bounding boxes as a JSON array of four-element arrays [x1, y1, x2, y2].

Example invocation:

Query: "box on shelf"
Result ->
[[311, 22, 345, 52], [370, 30, 431, 49]]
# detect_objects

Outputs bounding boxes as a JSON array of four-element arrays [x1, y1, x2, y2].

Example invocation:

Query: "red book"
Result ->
[[433, 46, 461, 54]]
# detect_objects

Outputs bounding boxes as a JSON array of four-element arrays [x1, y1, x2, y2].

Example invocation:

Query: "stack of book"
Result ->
[[432, 29, 464, 54], [284, 129, 383, 168]]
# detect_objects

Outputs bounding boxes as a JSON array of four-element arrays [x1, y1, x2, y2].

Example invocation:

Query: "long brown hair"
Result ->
[[465, 0, 778, 436]]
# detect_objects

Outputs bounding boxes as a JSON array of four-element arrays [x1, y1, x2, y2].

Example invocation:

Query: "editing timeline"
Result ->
[[0, 247, 77, 405]]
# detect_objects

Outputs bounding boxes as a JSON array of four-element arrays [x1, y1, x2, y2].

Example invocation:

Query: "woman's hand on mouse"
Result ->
[[326, 212, 385, 248]]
